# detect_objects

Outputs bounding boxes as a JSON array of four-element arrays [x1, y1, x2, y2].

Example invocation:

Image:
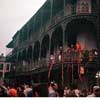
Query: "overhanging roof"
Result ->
[[6, 40, 13, 48]]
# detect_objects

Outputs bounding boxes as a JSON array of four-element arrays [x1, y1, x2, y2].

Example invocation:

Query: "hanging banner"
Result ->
[[76, 0, 92, 14]]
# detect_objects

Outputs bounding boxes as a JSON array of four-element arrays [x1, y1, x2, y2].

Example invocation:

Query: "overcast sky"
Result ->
[[0, 0, 46, 56]]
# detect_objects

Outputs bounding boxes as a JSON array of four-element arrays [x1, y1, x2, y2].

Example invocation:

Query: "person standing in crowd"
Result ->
[[0, 86, 8, 97], [71, 84, 80, 97], [33, 85, 40, 97], [63, 84, 81, 97], [87, 86, 100, 97], [80, 88, 88, 97], [24, 83, 33, 97], [17, 85, 25, 97], [95, 87, 100, 97], [8, 85, 17, 97], [48, 82, 59, 97], [63, 86, 71, 97]]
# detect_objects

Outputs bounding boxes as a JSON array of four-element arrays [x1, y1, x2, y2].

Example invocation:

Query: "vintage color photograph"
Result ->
[[0, 0, 100, 97]]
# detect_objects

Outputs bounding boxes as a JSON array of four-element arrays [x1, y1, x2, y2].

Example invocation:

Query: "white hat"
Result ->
[[93, 86, 100, 90]]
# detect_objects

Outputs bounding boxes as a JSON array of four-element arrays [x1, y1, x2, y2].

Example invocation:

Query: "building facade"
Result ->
[[6, 0, 100, 87], [0, 54, 11, 83]]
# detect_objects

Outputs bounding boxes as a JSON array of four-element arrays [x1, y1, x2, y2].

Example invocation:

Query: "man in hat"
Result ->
[[87, 86, 100, 97]]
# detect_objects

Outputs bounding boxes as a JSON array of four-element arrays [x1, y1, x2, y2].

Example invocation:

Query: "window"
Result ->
[[0, 63, 3, 70], [7, 64, 10, 71]]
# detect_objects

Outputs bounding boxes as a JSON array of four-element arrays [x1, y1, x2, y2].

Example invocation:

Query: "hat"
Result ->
[[9, 88, 17, 97], [93, 86, 100, 90]]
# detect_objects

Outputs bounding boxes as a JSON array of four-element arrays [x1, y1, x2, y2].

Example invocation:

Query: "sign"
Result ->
[[76, 0, 92, 14]]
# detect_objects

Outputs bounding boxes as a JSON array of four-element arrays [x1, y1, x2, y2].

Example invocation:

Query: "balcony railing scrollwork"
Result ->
[[15, 48, 100, 75]]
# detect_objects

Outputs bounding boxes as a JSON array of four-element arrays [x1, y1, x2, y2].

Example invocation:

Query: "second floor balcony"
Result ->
[[13, 48, 100, 75]]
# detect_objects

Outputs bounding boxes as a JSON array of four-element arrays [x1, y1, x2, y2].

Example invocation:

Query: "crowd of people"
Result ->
[[0, 81, 100, 97], [48, 81, 100, 97], [0, 82, 42, 97]]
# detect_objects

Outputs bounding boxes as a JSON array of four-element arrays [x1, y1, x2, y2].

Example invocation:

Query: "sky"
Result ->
[[0, 0, 46, 56]]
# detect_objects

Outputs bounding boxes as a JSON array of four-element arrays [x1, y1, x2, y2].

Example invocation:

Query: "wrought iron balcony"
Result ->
[[14, 48, 100, 75]]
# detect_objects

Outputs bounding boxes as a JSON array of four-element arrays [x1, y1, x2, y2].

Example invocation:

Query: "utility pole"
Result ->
[[71, 47, 74, 84], [61, 51, 64, 87]]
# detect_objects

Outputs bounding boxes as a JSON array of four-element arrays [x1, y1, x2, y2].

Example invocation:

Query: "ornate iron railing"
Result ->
[[15, 48, 100, 75]]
